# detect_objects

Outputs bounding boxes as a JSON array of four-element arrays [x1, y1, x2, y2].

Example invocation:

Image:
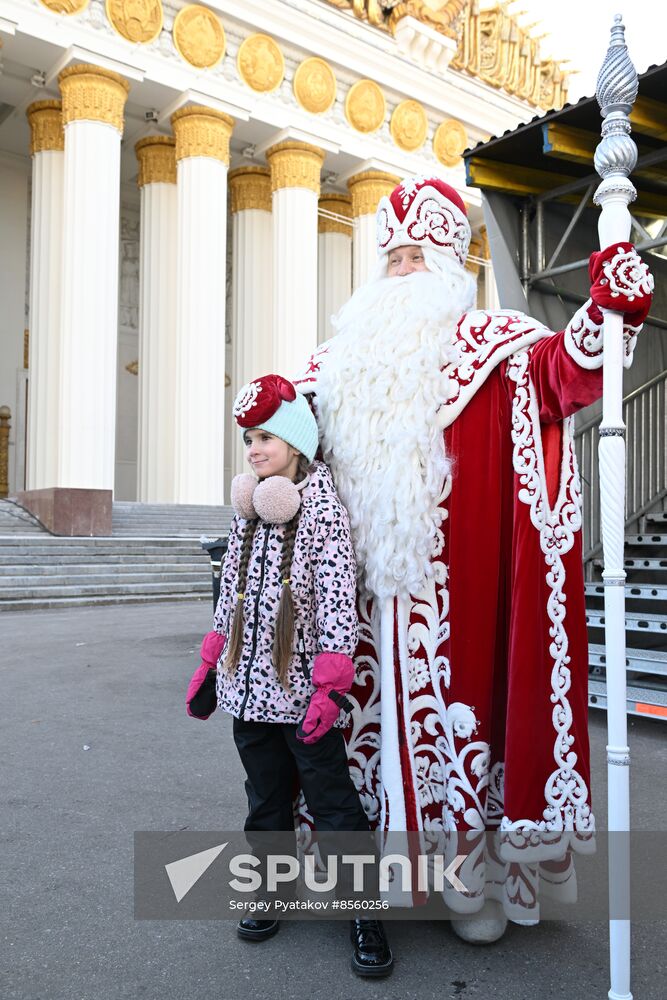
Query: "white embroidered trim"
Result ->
[[233, 380, 262, 418], [503, 349, 595, 851], [438, 311, 551, 428], [601, 245, 654, 301], [563, 299, 637, 370], [376, 185, 471, 265]]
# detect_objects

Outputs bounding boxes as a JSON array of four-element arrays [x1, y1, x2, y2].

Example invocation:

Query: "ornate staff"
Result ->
[[593, 15, 638, 1000]]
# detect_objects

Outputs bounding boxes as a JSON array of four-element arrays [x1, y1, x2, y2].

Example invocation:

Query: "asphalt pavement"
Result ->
[[2, 601, 665, 1000]]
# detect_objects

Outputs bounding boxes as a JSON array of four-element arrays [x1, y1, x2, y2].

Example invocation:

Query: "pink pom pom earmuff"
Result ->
[[230, 473, 257, 520], [230, 473, 307, 524]]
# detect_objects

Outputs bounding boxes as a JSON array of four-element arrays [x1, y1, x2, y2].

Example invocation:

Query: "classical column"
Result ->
[[25, 100, 64, 491], [266, 140, 325, 377], [318, 193, 352, 344], [172, 105, 233, 505], [135, 136, 177, 503], [228, 166, 272, 479], [57, 64, 129, 490], [347, 170, 399, 289]]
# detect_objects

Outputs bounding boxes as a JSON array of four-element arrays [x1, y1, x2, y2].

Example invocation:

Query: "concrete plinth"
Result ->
[[15, 488, 112, 536]]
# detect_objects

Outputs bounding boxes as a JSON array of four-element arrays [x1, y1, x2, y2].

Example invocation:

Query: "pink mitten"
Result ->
[[186, 631, 226, 720], [296, 652, 355, 745], [588, 241, 654, 326]]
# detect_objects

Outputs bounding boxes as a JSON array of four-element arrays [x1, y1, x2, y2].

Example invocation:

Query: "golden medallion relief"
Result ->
[[38, 0, 89, 14], [173, 4, 226, 69], [237, 34, 284, 93], [433, 118, 469, 166], [344, 79, 385, 133], [390, 99, 428, 151], [293, 57, 337, 115], [106, 0, 162, 44]]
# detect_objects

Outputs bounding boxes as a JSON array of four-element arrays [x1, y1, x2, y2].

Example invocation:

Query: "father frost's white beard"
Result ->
[[317, 267, 475, 601]]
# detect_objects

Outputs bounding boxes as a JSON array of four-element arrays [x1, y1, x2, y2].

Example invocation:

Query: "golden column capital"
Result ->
[[265, 141, 325, 194], [318, 193, 352, 235], [171, 105, 234, 164], [58, 63, 130, 133], [135, 135, 177, 187], [26, 100, 64, 154], [347, 170, 401, 217], [228, 166, 272, 213]]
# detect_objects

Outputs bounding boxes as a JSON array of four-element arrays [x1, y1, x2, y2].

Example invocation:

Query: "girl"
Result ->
[[188, 373, 392, 977]]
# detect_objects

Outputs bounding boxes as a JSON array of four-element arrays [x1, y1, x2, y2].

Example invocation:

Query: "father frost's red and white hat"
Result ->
[[376, 175, 471, 267]]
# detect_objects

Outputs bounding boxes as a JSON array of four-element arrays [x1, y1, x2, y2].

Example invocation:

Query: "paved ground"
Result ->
[[2, 601, 665, 1000]]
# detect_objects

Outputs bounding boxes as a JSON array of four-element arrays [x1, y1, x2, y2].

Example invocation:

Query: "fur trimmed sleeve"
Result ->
[[213, 516, 241, 636], [312, 501, 359, 658]]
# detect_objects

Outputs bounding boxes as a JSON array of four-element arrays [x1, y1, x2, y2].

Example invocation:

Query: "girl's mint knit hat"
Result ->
[[232, 374, 319, 463]]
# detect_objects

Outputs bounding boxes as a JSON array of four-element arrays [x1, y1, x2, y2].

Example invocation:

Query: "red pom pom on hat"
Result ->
[[233, 373, 297, 428]]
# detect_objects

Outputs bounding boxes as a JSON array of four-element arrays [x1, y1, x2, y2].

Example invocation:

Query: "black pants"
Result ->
[[232, 717, 370, 833], [233, 719, 375, 904]]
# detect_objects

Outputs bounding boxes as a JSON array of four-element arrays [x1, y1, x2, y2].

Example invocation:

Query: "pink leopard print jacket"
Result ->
[[213, 461, 359, 723]]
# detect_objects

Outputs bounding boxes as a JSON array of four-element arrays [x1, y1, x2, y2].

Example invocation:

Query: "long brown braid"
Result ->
[[225, 454, 313, 687], [224, 516, 258, 673], [272, 454, 312, 688]]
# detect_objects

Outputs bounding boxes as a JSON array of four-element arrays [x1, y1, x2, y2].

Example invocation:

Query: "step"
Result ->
[[625, 534, 667, 547], [584, 583, 667, 603], [646, 512, 667, 525], [588, 678, 667, 720], [592, 558, 667, 578], [0, 561, 210, 577], [113, 502, 230, 511], [0, 554, 208, 567], [0, 541, 208, 555], [0, 570, 208, 587], [0, 592, 211, 612], [0, 579, 212, 600], [589, 643, 667, 677], [110, 530, 228, 538], [586, 610, 667, 636]]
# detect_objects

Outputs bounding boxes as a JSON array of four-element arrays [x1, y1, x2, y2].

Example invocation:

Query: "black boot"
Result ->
[[236, 917, 280, 941], [350, 919, 393, 977]]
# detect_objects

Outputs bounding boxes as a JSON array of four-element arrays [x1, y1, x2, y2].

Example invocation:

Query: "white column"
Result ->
[[318, 193, 352, 343], [57, 64, 129, 490], [135, 136, 177, 502], [266, 141, 324, 378], [25, 101, 64, 490], [172, 105, 234, 505], [228, 166, 272, 479], [347, 171, 399, 290]]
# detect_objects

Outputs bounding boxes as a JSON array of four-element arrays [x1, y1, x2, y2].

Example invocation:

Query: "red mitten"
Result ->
[[588, 241, 654, 326], [296, 652, 355, 745], [186, 631, 226, 720]]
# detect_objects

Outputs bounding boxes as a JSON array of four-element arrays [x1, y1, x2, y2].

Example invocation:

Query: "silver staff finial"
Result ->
[[593, 16, 638, 204], [596, 15, 638, 115]]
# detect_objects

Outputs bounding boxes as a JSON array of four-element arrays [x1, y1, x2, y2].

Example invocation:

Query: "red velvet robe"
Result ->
[[294, 303, 635, 918]]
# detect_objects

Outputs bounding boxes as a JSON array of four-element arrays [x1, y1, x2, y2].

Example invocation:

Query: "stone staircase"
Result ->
[[0, 500, 233, 612], [586, 508, 667, 722]]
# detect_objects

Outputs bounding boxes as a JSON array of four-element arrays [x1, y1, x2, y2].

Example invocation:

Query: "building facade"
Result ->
[[0, 0, 567, 504]]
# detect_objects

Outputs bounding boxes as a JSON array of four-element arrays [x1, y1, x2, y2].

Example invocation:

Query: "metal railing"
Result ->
[[574, 370, 667, 578]]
